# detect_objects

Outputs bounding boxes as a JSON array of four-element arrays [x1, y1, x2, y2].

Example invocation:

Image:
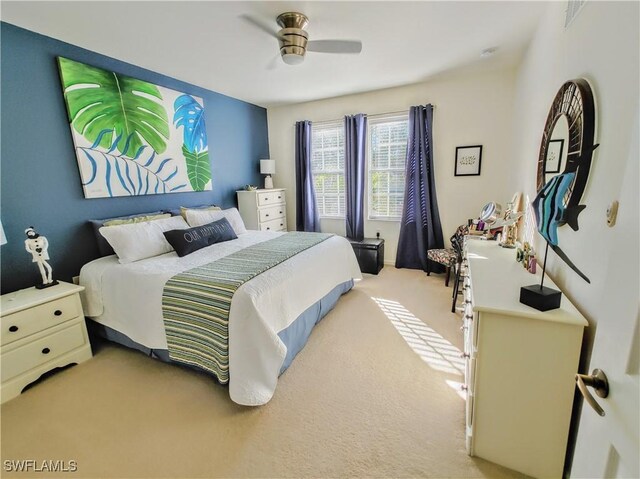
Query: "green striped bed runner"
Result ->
[[161, 232, 332, 384]]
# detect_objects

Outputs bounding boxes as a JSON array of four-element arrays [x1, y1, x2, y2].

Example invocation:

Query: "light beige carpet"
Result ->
[[1, 267, 526, 478]]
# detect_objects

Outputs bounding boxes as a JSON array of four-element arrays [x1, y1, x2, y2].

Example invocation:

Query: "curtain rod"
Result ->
[[296, 106, 436, 127]]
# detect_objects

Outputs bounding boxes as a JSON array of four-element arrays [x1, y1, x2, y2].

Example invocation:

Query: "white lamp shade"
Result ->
[[260, 159, 276, 175], [0, 220, 7, 245]]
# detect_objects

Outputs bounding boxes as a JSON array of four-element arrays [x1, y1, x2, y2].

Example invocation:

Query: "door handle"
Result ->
[[575, 368, 609, 417]]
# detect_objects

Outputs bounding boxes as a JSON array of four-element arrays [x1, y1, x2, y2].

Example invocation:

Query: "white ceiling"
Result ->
[[2, 1, 546, 107]]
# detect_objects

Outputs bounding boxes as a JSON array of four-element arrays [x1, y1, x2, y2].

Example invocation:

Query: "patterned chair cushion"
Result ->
[[427, 248, 457, 267]]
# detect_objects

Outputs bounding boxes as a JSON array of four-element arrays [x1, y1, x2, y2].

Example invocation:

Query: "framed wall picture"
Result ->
[[455, 145, 483, 176], [544, 139, 564, 174], [58, 57, 212, 198]]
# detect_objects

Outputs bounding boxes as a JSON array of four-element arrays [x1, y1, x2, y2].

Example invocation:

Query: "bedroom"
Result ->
[[0, 1, 638, 478]]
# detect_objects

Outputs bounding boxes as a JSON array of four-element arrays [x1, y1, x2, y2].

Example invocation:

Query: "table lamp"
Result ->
[[260, 159, 276, 189]]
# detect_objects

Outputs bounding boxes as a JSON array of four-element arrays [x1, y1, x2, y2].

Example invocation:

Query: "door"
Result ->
[[570, 109, 639, 478]]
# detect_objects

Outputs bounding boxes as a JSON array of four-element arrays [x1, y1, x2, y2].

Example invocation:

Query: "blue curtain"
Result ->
[[344, 114, 367, 240], [295, 121, 321, 232], [395, 105, 445, 272]]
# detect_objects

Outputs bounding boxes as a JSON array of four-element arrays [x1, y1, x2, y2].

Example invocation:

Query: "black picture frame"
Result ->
[[455, 145, 483, 176], [544, 139, 564, 174]]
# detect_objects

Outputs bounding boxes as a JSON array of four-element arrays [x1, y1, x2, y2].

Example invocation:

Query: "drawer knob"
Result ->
[[280, 223, 283, 226], [9, 325, 19, 333], [461, 352, 470, 359], [266, 227, 270, 230], [42, 347, 51, 355], [279, 211, 282, 214], [277, 196, 281, 199], [54, 310, 62, 316], [265, 197, 270, 201], [265, 214, 270, 217]]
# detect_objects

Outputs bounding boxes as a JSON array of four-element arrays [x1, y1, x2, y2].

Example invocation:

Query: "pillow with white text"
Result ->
[[185, 207, 247, 235]]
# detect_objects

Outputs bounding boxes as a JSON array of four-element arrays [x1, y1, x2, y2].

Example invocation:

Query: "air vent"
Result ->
[[565, 0, 587, 29]]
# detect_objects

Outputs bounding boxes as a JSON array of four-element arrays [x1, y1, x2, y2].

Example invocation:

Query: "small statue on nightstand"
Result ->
[[24, 227, 58, 289]]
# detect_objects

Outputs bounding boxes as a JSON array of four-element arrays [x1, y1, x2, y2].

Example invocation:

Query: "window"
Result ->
[[368, 115, 408, 220], [311, 122, 345, 218]]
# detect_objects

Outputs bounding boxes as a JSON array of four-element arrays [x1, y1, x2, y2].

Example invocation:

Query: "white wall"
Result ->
[[267, 67, 517, 263], [511, 1, 639, 335], [510, 2, 639, 473]]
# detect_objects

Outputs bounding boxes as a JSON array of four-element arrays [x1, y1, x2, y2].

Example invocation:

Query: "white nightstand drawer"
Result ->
[[260, 217, 287, 232], [257, 190, 285, 207], [259, 204, 286, 223], [1, 321, 87, 382], [1, 295, 80, 346]]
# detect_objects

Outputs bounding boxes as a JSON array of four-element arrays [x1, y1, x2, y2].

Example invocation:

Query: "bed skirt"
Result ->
[[88, 279, 353, 381]]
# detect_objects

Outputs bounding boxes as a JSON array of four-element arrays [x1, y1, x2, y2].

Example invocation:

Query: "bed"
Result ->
[[80, 229, 361, 406]]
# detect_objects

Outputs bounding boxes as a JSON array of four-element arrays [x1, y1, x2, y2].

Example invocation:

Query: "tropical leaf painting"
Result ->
[[58, 57, 212, 198]]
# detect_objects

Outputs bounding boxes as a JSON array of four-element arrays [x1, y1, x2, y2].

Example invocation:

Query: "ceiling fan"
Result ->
[[243, 12, 363, 66]]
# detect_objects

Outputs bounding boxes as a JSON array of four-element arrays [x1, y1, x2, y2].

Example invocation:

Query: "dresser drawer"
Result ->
[[257, 190, 285, 207], [260, 217, 287, 232], [1, 295, 80, 346], [259, 204, 286, 223], [1, 321, 87, 382]]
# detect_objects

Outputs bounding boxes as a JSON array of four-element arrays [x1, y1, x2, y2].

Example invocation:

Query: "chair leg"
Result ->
[[452, 264, 459, 298], [445, 266, 450, 287], [451, 266, 461, 313]]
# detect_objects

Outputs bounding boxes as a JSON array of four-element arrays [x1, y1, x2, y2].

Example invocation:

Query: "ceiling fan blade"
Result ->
[[240, 14, 279, 39], [306, 40, 362, 54]]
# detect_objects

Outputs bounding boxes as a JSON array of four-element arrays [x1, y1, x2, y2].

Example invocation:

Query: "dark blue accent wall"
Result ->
[[0, 22, 269, 294]]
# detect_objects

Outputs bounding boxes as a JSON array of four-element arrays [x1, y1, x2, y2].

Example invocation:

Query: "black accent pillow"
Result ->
[[163, 217, 238, 257]]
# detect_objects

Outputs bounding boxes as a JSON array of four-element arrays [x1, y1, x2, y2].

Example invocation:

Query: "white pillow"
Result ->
[[99, 216, 189, 264], [184, 207, 247, 235]]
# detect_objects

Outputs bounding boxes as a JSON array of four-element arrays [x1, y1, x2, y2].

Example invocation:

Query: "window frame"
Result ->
[[310, 120, 346, 219], [366, 113, 409, 221]]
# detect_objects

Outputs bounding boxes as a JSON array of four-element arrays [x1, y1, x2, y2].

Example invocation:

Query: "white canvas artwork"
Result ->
[[58, 57, 212, 198]]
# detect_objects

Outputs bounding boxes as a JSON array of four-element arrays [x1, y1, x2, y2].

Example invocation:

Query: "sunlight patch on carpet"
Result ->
[[372, 297, 464, 376]]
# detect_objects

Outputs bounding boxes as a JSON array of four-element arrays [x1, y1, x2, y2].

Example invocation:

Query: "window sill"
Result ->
[[368, 217, 401, 222]]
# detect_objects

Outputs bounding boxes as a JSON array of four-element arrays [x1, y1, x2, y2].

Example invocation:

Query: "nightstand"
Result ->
[[237, 188, 287, 232], [1, 281, 92, 403]]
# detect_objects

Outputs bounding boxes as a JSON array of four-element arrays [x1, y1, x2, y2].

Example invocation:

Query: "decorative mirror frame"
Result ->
[[536, 79, 597, 208]]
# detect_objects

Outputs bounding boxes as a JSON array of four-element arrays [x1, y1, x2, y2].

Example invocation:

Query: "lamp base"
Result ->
[[264, 175, 273, 189], [519, 284, 561, 311], [36, 280, 59, 290]]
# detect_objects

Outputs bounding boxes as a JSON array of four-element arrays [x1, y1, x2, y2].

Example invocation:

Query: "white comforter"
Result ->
[[80, 231, 361, 405]]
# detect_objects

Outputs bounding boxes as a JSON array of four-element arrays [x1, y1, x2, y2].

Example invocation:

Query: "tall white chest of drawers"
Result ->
[[0, 282, 92, 403], [237, 188, 287, 232], [462, 240, 587, 478]]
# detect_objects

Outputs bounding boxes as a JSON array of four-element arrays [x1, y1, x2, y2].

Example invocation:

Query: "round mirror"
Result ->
[[536, 79, 597, 208], [544, 115, 569, 185]]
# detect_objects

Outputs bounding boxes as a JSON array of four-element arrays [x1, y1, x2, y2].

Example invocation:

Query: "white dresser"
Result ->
[[1, 282, 92, 403], [462, 240, 587, 478], [237, 188, 287, 232]]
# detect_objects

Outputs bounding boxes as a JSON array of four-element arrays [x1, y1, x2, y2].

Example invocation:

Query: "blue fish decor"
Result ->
[[532, 172, 590, 283]]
